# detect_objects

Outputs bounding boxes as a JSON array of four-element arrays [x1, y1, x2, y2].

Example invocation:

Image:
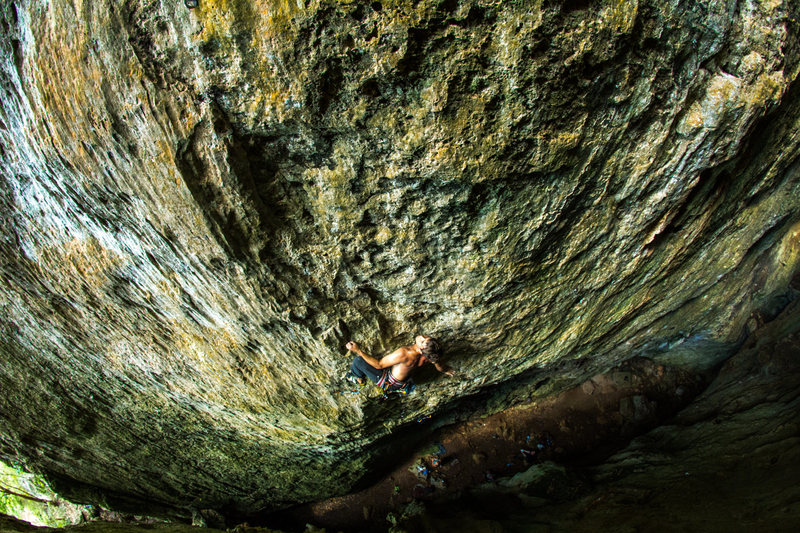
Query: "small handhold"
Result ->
[[184, 0, 199, 8]]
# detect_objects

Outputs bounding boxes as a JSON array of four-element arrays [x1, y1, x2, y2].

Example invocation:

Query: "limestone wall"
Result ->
[[0, 0, 798, 516]]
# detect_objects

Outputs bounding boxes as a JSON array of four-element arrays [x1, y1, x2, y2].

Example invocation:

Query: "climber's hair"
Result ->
[[421, 337, 443, 363]]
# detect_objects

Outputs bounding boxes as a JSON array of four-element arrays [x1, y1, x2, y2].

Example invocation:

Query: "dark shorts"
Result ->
[[349, 356, 413, 394], [349, 355, 384, 383]]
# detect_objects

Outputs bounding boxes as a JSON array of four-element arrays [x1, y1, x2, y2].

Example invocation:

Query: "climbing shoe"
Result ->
[[344, 371, 362, 385]]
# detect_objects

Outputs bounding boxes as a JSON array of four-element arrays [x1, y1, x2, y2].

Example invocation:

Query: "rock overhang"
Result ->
[[0, 0, 799, 518]]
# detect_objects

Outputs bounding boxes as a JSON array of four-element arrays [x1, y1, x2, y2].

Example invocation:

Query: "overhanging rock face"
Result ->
[[1, 0, 799, 517]]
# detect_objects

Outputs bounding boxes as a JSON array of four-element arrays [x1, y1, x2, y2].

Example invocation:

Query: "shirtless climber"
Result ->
[[345, 335, 455, 393]]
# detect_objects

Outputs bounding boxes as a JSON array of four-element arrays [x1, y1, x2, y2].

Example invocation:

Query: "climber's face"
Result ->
[[415, 335, 432, 350]]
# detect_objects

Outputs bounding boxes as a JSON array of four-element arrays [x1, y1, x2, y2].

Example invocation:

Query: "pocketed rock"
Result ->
[[0, 0, 799, 519]]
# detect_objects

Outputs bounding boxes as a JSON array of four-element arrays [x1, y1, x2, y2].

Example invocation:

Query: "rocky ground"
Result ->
[[263, 282, 800, 532], [1, 282, 798, 533], [258, 358, 707, 532], [2, 0, 800, 517]]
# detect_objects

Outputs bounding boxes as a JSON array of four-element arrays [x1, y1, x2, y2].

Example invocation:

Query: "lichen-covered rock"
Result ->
[[0, 0, 799, 518]]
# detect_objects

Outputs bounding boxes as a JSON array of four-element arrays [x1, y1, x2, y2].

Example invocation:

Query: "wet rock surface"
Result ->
[[0, 0, 799, 519]]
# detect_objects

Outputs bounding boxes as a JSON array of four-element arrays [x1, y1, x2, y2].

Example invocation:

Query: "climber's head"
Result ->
[[416, 335, 443, 363]]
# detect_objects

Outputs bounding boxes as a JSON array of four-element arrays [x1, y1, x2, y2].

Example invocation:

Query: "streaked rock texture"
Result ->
[[0, 0, 799, 518], [397, 282, 800, 532]]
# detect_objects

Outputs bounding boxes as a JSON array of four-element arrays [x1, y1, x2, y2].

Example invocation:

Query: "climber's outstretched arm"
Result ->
[[346, 341, 402, 370]]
